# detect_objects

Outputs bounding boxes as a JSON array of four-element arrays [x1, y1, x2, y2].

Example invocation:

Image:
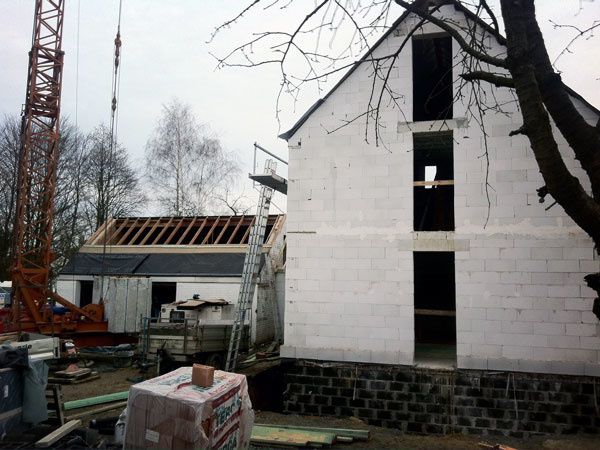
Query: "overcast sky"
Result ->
[[1, 1, 598, 214]]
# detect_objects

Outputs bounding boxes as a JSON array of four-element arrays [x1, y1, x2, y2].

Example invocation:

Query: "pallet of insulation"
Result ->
[[124, 367, 254, 449]]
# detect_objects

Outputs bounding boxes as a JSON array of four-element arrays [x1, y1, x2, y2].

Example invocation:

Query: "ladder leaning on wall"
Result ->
[[225, 159, 277, 372]]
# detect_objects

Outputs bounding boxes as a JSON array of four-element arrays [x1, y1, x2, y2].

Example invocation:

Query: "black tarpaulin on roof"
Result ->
[[60, 253, 148, 275], [60, 252, 262, 277]]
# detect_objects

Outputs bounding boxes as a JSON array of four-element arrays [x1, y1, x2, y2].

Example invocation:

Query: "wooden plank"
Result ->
[[414, 308, 456, 317], [251, 425, 335, 447], [66, 400, 128, 421], [255, 424, 370, 441], [176, 216, 197, 245], [139, 217, 163, 245], [87, 218, 114, 245], [35, 419, 82, 448], [63, 391, 129, 411], [188, 217, 209, 244], [413, 179, 454, 187]]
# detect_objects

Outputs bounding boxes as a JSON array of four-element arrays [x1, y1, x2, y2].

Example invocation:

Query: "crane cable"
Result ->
[[99, 0, 124, 302]]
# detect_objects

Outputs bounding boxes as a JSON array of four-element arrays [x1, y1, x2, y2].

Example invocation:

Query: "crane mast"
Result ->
[[10, 0, 106, 334]]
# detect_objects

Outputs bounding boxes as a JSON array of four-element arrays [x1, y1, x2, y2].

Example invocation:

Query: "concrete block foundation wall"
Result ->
[[284, 360, 600, 437]]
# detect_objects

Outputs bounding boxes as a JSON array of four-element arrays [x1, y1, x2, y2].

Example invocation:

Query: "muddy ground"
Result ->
[[61, 367, 599, 449]]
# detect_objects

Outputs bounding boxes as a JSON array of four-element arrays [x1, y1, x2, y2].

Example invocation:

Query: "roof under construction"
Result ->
[[83, 214, 285, 251]]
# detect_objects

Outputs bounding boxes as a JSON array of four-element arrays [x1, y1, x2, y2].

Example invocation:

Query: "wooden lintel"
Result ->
[[413, 180, 454, 187], [414, 308, 456, 317]]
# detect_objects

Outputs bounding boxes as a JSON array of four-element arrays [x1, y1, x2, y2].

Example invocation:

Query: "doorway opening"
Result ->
[[151, 282, 177, 318], [413, 251, 456, 367], [79, 280, 94, 308]]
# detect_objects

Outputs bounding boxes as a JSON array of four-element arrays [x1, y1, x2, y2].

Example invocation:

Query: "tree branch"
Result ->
[[460, 71, 514, 88], [395, 0, 507, 68]]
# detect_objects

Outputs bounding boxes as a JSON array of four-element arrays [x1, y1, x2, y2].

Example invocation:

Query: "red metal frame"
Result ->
[[10, 0, 106, 334]]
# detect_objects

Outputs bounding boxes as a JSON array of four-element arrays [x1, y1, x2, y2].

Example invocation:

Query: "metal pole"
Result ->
[[254, 142, 288, 165]]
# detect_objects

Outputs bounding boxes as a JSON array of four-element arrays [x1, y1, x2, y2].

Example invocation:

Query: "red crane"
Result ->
[[9, 0, 107, 334]]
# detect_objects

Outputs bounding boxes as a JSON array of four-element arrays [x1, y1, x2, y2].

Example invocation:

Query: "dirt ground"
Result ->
[[60, 367, 599, 449], [254, 411, 600, 450]]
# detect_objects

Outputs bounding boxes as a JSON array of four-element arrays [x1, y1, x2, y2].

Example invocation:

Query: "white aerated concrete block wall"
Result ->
[[281, 5, 600, 376]]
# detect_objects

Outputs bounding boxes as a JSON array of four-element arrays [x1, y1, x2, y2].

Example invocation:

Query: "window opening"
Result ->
[[413, 131, 454, 231], [412, 35, 453, 121]]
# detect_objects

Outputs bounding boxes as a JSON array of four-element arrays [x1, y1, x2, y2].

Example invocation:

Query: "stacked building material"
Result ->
[[124, 367, 253, 449]]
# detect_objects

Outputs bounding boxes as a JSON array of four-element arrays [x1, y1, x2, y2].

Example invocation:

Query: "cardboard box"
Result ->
[[124, 367, 253, 449], [192, 364, 214, 388]]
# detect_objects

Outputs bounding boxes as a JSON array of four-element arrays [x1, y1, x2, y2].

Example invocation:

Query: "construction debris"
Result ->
[[34, 419, 82, 448], [251, 425, 370, 448], [48, 367, 100, 385]]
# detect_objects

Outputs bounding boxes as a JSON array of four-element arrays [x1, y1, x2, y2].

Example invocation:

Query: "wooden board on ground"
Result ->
[[54, 368, 91, 378], [255, 424, 369, 441], [35, 419, 82, 448], [251, 425, 336, 448], [48, 373, 100, 385]]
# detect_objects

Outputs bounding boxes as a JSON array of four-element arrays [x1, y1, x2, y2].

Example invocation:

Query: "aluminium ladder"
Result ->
[[225, 159, 277, 371]]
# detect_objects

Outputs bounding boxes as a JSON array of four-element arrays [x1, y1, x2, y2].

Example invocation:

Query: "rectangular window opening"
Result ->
[[412, 35, 453, 122], [413, 131, 454, 231], [414, 252, 456, 367]]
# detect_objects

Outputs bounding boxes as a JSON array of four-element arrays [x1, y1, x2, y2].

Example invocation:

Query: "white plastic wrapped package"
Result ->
[[124, 367, 254, 449]]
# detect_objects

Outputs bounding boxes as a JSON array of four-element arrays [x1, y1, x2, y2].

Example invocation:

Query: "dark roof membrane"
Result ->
[[60, 252, 264, 277]]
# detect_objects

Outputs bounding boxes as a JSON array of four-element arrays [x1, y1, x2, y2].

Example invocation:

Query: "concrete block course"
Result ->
[[284, 360, 600, 437]]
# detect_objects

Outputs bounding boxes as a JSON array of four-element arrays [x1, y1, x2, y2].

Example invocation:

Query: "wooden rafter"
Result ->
[[176, 217, 197, 245], [214, 216, 232, 244], [151, 217, 174, 245], [227, 215, 245, 244], [189, 217, 209, 245], [128, 217, 152, 245], [85, 215, 283, 247], [163, 217, 186, 245], [139, 218, 163, 245], [201, 216, 221, 245], [115, 218, 140, 245]]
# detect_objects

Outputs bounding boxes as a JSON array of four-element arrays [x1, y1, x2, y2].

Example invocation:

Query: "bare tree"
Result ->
[[145, 99, 240, 215], [212, 0, 600, 317], [0, 115, 20, 280], [82, 124, 146, 231]]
